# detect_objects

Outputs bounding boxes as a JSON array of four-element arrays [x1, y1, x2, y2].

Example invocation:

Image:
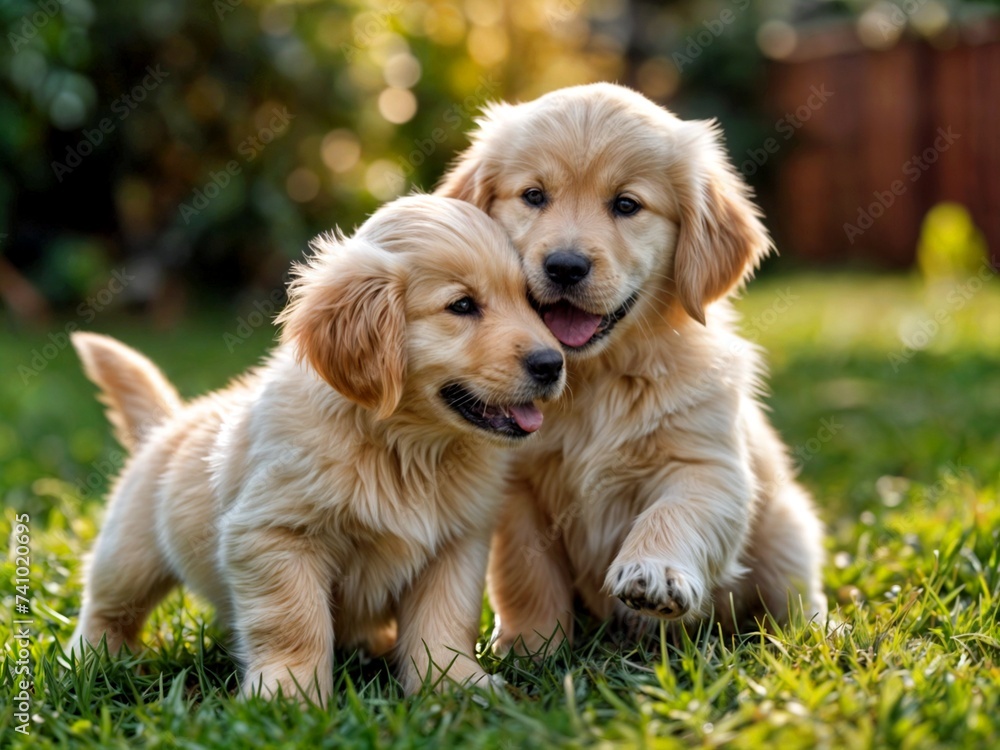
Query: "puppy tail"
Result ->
[[71, 332, 181, 452]]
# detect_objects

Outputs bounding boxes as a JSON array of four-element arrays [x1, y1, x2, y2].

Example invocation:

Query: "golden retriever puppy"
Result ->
[[67, 195, 566, 701], [437, 83, 827, 654]]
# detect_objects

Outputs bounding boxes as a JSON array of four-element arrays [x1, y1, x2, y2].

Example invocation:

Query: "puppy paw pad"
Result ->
[[607, 561, 701, 620]]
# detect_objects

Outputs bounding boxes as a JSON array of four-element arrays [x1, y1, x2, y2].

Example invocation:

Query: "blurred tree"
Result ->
[[1, 0, 624, 316], [1, 0, 994, 317]]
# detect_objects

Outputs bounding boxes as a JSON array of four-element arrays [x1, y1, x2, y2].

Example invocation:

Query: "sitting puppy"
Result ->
[[437, 83, 827, 654], [68, 195, 565, 701]]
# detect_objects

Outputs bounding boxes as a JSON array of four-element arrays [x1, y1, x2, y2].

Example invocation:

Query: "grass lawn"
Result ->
[[2, 272, 999, 748]]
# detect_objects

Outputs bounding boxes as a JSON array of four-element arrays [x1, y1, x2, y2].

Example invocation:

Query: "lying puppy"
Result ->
[[437, 83, 827, 654], [68, 195, 565, 701]]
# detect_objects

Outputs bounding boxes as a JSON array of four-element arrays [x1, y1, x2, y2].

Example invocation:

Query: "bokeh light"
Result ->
[[378, 87, 418, 124], [286, 168, 321, 203], [321, 129, 362, 174]]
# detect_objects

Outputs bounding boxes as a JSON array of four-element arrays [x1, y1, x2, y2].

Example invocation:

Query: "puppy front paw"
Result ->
[[437, 663, 504, 696], [468, 670, 506, 693], [605, 558, 705, 620], [464, 671, 506, 707], [489, 616, 565, 659]]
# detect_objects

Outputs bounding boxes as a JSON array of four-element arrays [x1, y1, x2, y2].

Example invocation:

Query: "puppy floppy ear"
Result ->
[[435, 102, 510, 211], [435, 148, 494, 210], [670, 120, 773, 325], [278, 237, 406, 419]]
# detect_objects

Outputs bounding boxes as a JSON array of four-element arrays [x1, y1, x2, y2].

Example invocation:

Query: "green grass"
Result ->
[[2, 272, 999, 748]]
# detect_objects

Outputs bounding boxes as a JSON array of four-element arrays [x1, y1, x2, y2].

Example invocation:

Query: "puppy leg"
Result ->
[[606, 463, 753, 623], [222, 525, 336, 704], [716, 481, 827, 630], [488, 485, 574, 656], [73, 540, 176, 656], [395, 534, 495, 695], [71, 476, 177, 655], [334, 612, 397, 659]]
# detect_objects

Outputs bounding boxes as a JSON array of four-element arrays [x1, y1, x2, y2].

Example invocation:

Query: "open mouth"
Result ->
[[529, 292, 639, 350], [440, 384, 544, 438]]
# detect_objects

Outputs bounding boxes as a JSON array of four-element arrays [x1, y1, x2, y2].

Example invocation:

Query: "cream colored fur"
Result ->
[[68, 195, 565, 701], [437, 83, 827, 654]]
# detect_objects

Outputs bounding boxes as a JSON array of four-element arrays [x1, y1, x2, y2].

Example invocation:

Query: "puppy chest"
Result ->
[[521, 410, 647, 511], [333, 532, 428, 616], [516, 412, 669, 578]]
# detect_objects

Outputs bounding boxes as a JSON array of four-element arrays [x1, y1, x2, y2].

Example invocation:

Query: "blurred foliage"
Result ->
[[0, 0, 995, 310], [1, 0, 627, 309], [917, 202, 989, 283]]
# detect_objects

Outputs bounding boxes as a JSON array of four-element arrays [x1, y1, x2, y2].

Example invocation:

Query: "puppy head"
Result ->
[[438, 82, 772, 355], [280, 195, 565, 441]]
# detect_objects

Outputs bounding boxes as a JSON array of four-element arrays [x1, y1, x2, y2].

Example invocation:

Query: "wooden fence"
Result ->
[[764, 19, 999, 267]]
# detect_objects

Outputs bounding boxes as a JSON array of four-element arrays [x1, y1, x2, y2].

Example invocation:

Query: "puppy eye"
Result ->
[[613, 195, 641, 216], [522, 188, 547, 208], [447, 296, 478, 316]]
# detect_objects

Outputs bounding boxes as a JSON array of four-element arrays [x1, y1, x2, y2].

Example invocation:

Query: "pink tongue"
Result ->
[[509, 404, 544, 433], [543, 302, 602, 348]]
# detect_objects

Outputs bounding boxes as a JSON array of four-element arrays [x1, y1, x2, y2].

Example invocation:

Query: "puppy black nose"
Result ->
[[524, 348, 564, 386], [544, 251, 591, 287]]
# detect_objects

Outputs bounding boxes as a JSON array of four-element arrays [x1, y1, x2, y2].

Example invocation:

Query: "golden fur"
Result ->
[[68, 195, 565, 700], [437, 83, 827, 653]]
